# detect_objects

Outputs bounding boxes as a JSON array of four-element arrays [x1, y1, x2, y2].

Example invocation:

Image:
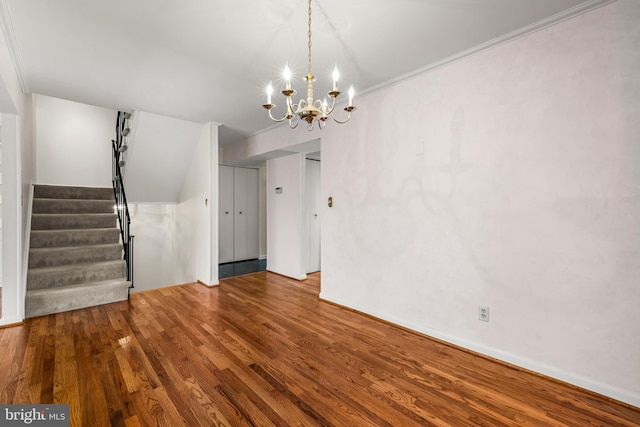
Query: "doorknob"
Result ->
[[225, 211, 229, 214]]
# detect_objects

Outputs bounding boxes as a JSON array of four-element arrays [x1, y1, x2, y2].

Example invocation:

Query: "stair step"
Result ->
[[33, 198, 115, 214], [30, 228, 120, 248], [25, 279, 130, 318], [27, 260, 127, 290], [29, 244, 123, 268], [34, 185, 114, 200], [31, 213, 117, 230]]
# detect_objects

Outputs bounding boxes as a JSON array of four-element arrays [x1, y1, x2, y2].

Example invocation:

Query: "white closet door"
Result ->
[[245, 168, 260, 260], [306, 159, 321, 273], [220, 166, 260, 264], [218, 165, 235, 263], [233, 167, 248, 261]]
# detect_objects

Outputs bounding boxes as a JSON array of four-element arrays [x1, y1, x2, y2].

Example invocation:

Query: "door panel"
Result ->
[[233, 167, 248, 261], [218, 165, 234, 263], [245, 168, 260, 260]]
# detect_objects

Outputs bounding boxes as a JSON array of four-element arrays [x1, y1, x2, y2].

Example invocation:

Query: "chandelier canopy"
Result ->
[[262, 0, 356, 130]]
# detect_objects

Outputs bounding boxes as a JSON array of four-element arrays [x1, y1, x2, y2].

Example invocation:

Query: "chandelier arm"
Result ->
[[292, 98, 306, 114], [267, 107, 290, 123], [333, 107, 356, 124], [288, 115, 300, 129], [325, 96, 338, 116]]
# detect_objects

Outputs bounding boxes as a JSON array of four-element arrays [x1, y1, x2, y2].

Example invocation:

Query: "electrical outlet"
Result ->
[[478, 305, 490, 322]]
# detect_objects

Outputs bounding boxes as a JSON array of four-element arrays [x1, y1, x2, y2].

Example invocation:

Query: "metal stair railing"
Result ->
[[112, 111, 134, 292]]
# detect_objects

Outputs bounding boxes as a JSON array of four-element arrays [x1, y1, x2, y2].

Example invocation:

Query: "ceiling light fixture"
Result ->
[[262, 0, 356, 130]]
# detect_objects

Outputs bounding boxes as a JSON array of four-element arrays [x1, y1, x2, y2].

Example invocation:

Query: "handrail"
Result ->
[[112, 111, 134, 291]]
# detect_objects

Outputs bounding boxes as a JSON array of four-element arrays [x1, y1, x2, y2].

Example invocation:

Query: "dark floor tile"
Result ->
[[219, 259, 266, 279]]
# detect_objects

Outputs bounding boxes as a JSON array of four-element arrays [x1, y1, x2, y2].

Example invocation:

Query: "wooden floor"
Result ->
[[0, 272, 638, 426]]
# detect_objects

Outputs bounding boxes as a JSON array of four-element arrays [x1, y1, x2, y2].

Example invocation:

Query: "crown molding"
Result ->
[[359, 0, 617, 99], [0, 0, 29, 93]]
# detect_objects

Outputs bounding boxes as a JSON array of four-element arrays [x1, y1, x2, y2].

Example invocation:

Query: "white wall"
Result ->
[[35, 95, 113, 187], [0, 114, 22, 324], [125, 111, 204, 203], [232, 0, 640, 407], [0, 23, 28, 325], [267, 153, 306, 280], [0, 21, 23, 115], [177, 122, 219, 286], [128, 203, 183, 293], [20, 93, 35, 261]]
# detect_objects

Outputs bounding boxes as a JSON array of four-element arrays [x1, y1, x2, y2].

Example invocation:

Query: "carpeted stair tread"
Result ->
[[29, 243, 123, 268], [25, 279, 131, 318], [30, 228, 120, 248], [34, 185, 114, 200], [27, 260, 127, 290], [33, 198, 115, 214], [31, 213, 118, 230]]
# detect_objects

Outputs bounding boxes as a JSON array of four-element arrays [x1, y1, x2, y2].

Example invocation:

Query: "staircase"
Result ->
[[25, 185, 131, 318]]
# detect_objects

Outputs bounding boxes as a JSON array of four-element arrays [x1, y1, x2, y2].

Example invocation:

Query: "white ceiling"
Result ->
[[2, 0, 609, 146]]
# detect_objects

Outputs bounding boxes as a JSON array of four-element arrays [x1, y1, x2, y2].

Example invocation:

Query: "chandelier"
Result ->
[[262, 0, 356, 130]]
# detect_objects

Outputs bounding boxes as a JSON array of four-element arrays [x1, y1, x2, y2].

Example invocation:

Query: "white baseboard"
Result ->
[[266, 269, 307, 281], [198, 279, 219, 288], [0, 315, 23, 327]]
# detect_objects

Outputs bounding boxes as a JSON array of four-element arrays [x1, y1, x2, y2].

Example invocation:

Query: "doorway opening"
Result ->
[[220, 138, 321, 281], [305, 152, 321, 274]]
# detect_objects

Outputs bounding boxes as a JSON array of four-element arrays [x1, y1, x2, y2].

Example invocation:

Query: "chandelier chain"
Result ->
[[307, 0, 312, 75]]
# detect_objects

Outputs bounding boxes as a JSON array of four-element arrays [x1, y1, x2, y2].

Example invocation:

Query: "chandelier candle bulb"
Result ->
[[284, 64, 292, 91], [266, 83, 273, 105], [348, 86, 354, 107], [332, 66, 339, 91]]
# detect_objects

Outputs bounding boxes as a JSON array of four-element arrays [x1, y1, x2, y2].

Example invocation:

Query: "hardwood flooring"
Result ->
[[0, 271, 638, 426]]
